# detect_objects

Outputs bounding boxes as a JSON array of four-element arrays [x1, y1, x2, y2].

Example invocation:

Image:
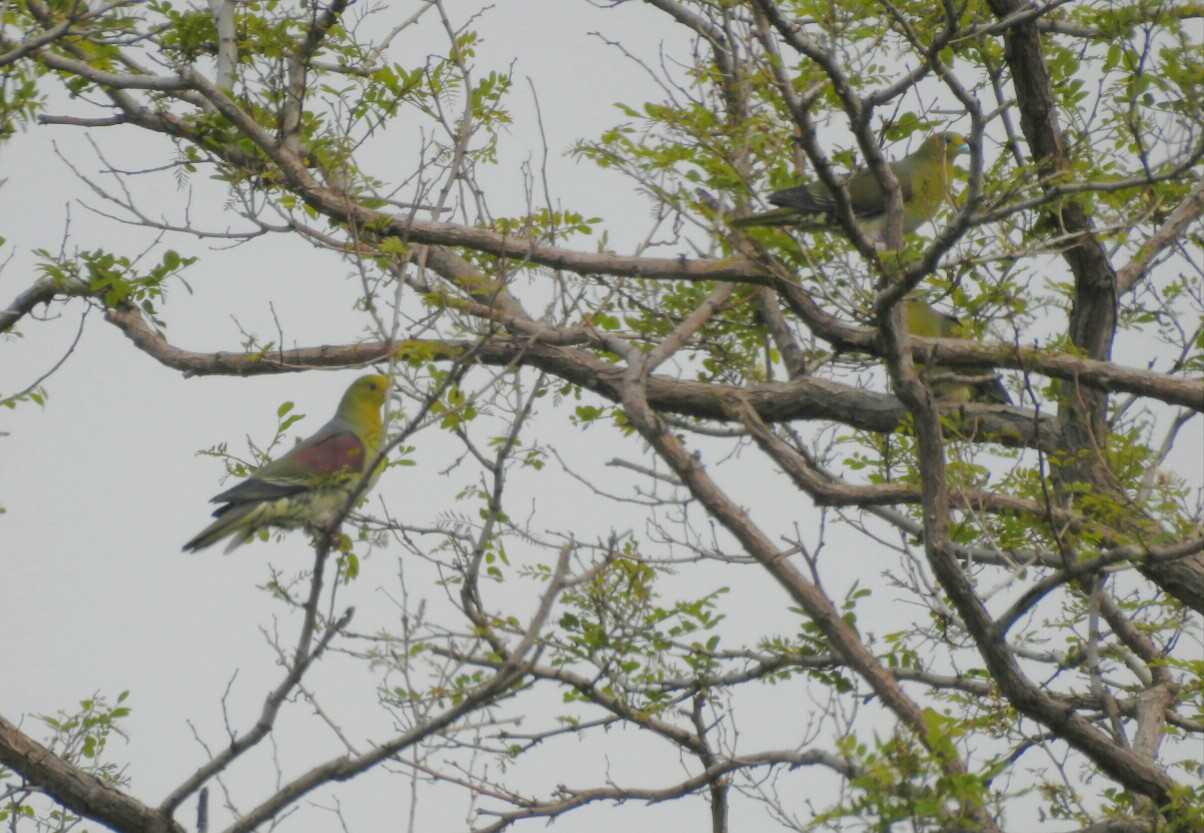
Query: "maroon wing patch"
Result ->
[[294, 432, 366, 475]]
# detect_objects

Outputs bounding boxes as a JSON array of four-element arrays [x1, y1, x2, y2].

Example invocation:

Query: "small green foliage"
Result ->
[[34, 247, 196, 323], [492, 209, 599, 240], [275, 400, 306, 434], [0, 59, 42, 141], [573, 404, 605, 426], [195, 395, 308, 483], [338, 551, 359, 582], [551, 551, 729, 711], [810, 719, 988, 831], [0, 384, 47, 411], [151, 3, 219, 63], [432, 385, 478, 430], [11, 690, 134, 815]]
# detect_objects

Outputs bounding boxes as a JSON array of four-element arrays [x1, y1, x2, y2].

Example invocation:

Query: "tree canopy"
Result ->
[[2, 1, 1202, 832]]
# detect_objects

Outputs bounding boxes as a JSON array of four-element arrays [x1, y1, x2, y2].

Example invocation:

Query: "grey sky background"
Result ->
[[1, 4, 816, 829], [2, 1, 1200, 831]]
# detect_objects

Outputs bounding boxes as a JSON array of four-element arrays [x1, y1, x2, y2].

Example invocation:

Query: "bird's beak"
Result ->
[[956, 142, 970, 156]]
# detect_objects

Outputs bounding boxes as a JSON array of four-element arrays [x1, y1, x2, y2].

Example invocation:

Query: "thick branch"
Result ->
[[1117, 178, 1204, 293], [734, 396, 1116, 536], [905, 356, 1180, 806], [1, 275, 92, 334], [0, 715, 184, 833], [101, 303, 1056, 448], [985, 0, 1203, 629], [614, 376, 1002, 833]]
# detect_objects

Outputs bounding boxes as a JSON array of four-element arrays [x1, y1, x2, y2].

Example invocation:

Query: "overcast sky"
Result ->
[[1, 4, 796, 830], [2, 2, 1200, 832]]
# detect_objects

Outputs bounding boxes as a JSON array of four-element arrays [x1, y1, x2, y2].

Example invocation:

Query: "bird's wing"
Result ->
[[283, 430, 368, 476], [774, 160, 919, 221], [843, 159, 918, 220], [210, 426, 367, 506], [767, 183, 833, 214], [768, 178, 894, 219], [208, 477, 306, 507]]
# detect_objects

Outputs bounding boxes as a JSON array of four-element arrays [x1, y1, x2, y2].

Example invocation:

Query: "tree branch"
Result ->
[[1, 275, 92, 334], [100, 303, 1057, 448], [0, 715, 185, 833], [1117, 177, 1204, 293]]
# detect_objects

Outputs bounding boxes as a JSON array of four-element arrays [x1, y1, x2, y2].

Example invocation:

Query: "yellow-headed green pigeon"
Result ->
[[733, 133, 969, 243], [183, 374, 389, 553], [902, 297, 1011, 405]]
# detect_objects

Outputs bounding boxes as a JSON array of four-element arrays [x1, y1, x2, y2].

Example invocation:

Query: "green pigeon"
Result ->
[[901, 297, 1011, 405], [183, 374, 390, 553], [733, 133, 970, 243]]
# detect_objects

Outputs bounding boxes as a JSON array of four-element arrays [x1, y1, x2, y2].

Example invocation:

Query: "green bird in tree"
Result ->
[[733, 133, 970, 245], [901, 297, 1011, 405], [184, 374, 390, 553]]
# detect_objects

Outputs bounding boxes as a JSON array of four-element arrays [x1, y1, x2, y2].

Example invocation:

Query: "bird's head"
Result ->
[[918, 132, 969, 160], [939, 132, 970, 159], [339, 374, 390, 417], [902, 296, 962, 338]]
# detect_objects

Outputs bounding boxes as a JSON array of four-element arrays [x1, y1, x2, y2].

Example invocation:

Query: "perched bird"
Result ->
[[732, 132, 969, 244], [901, 297, 1011, 405], [183, 374, 390, 553]]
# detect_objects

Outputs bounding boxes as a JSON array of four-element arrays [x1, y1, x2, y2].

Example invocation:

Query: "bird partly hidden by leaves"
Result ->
[[901, 297, 1011, 405], [732, 133, 970, 245], [183, 374, 390, 553]]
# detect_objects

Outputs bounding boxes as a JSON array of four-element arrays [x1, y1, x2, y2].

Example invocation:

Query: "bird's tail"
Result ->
[[925, 367, 1012, 406], [182, 503, 259, 554], [731, 209, 831, 230], [973, 374, 1013, 405], [730, 208, 800, 228]]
